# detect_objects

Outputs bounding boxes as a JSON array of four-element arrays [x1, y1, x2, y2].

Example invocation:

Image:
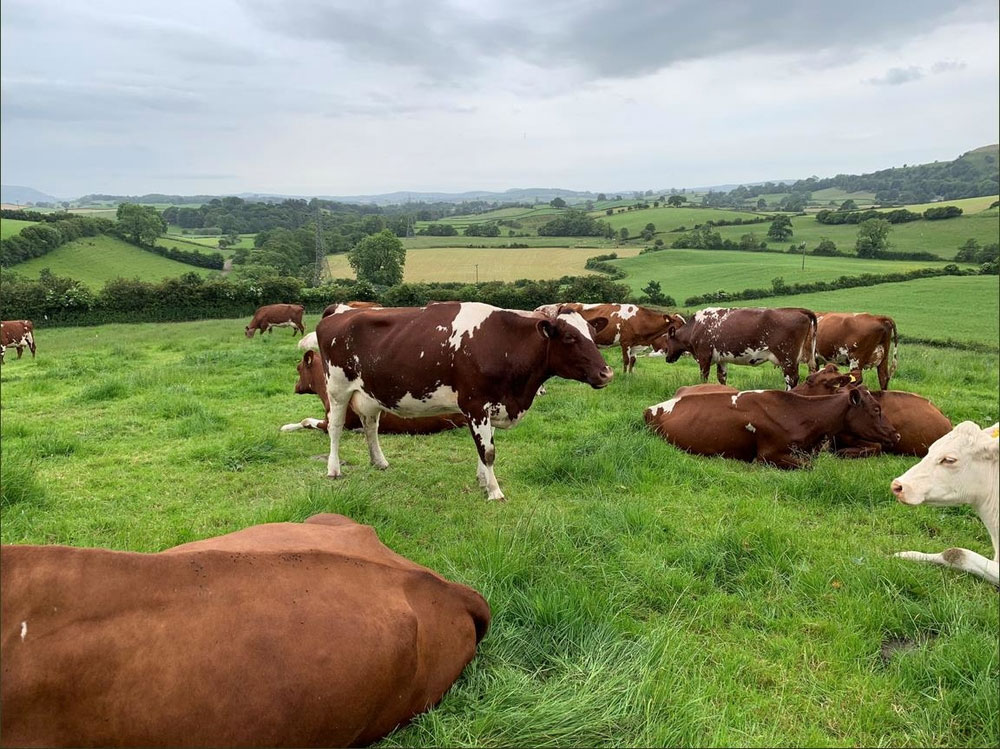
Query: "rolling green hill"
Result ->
[[598, 206, 767, 235], [0, 218, 38, 239]]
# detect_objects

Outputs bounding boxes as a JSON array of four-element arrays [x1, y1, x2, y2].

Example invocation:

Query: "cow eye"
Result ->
[[564, 334, 576, 343], [939, 456, 957, 465]]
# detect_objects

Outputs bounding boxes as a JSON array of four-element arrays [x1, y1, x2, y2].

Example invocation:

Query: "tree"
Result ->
[[855, 218, 891, 258], [766, 215, 793, 241], [667, 195, 687, 207], [756, 197, 767, 210], [349, 229, 406, 286], [640, 222, 656, 240], [549, 197, 567, 209], [116, 203, 166, 245], [618, 227, 629, 243], [955, 238, 981, 262], [838, 199, 858, 212], [814, 238, 838, 256], [597, 193, 607, 201], [640, 280, 667, 305]]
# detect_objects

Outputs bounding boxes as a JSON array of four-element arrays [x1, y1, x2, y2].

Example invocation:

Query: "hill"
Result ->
[[1, 185, 62, 205], [0, 218, 38, 239]]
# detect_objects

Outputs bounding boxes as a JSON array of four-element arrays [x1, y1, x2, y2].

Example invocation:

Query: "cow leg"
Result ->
[[359, 413, 389, 470], [894, 549, 1000, 586], [877, 358, 890, 390], [835, 443, 882, 458], [325, 398, 350, 478], [628, 346, 640, 373], [755, 448, 807, 469], [468, 415, 503, 501], [698, 359, 712, 383], [716, 362, 728, 385], [280, 417, 327, 432], [781, 361, 799, 390], [620, 343, 630, 373]]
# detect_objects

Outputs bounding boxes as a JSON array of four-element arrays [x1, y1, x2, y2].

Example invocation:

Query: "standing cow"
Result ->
[[816, 312, 898, 389], [891, 421, 999, 585], [0, 320, 36, 364], [536, 303, 684, 373], [245, 304, 305, 338], [652, 307, 817, 389], [316, 302, 613, 500]]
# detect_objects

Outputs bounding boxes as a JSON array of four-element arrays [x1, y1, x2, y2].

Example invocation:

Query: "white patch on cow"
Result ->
[[559, 311, 594, 341], [446, 303, 496, 350], [618, 304, 639, 320], [394, 384, 460, 416], [485, 401, 522, 429], [20, 621, 26, 641], [281, 417, 324, 432], [731, 389, 766, 406], [871, 345, 885, 366], [745, 423, 757, 433], [648, 397, 680, 416], [268, 321, 298, 330], [435, 325, 448, 332], [710, 346, 777, 366], [419, 351, 424, 358], [298, 332, 318, 350]]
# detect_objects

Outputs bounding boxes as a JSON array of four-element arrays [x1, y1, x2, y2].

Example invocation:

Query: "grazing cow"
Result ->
[[0, 320, 35, 364], [245, 303, 305, 338], [536, 303, 684, 373], [816, 312, 898, 389], [651, 307, 817, 389], [281, 349, 467, 435], [891, 422, 999, 585], [316, 302, 613, 500], [0, 514, 490, 747], [644, 385, 899, 468]]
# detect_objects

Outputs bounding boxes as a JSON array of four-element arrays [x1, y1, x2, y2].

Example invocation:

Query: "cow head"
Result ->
[[294, 350, 323, 395], [650, 321, 689, 363], [537, 311, 613, 388], [795, 364, 856, 395], [244, 325, 255, 339], [891, 422, 999, 506], [842, 385, 900, 447]]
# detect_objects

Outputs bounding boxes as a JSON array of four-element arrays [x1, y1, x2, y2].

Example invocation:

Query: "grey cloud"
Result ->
[[1, 79, 206, 122], [931, 59, 967, 73], [866, 66, 925, 85]]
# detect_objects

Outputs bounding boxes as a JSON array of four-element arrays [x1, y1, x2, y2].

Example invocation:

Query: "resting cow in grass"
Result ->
[[0, 320, 35, 364], [535, 303, 684, 373], [644, 385, 899, 468], [315, 302, 613, 500], [891, 422, 999, 585], [651, 307, 817, 389], [245, 303, 305, 338], [816, 312, 898, 390], [0, 514, 490, 747]]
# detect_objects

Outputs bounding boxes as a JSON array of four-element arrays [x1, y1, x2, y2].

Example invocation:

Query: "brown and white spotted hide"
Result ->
[[281, 349, 468, 435], [245, 304, 305, 338], [321, 300, 382, 319], [644, 385, 899, 468], [536, 303, 683, 373], [652, 307, 818, 389], [816, 312, 898, 390], [0, 320, 35, 364], [316, 302, 613, 500]]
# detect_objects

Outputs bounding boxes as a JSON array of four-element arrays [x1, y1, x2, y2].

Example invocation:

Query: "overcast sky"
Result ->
[[2, 0, 998, 199]]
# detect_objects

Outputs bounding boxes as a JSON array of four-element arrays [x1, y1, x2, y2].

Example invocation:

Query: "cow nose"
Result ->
[[599, 366, 614, 382], [891, 481, 904, 501], [893, 432, 901, 443]]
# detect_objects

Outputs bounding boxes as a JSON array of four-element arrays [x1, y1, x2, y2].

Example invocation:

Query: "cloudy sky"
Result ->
[[2, 0, 998, 198]]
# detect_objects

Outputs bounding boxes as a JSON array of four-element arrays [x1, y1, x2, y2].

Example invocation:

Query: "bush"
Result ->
[[923, 205, 963, 220]]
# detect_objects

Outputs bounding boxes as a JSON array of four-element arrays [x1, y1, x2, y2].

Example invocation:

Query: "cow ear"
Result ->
[[848, 387, 862, 406], [536, 319, 556, 339], [303, 350, 315, 366], [668, 325, 677, 337], [590, 316, 609, 333]]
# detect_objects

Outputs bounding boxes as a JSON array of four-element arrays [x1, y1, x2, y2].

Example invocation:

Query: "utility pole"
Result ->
[[475, 264, 479, 283], [313, 206, 327, 287], [800, 241, 806, 271]]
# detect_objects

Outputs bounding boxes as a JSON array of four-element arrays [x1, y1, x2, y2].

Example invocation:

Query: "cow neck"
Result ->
[[779, 391, 852, 444], [675, 322, 694, 351]]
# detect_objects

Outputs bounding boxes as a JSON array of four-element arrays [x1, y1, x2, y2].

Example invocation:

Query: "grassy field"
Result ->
[[7, 235, 218, 288], [610, 249, 966, 302], [1, 316, 996, 747], [883, 196, 999, 215], [598, 206, 768, 235], [157, 233, 255, 253], [810, 187, 878, 205], [402, 236, 615, 250], [726, 275, 999, 348], [0, 218, 38, 239]]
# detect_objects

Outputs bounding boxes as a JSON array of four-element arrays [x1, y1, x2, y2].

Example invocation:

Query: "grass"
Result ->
[[160, 232, 256, 250], [727, 275, 1000, 348], [597, 206, 768, 235], [1, 218, 37, 239], [328, 247, 641, 283], [610, 249, 966, 302], [1, 315, 997, 747], [402, 236, 615, 250], [7, 234, 218, 288], [882, 196, 1000, 215]]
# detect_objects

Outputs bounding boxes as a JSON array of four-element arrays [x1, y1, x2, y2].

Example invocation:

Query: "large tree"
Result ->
[[116, 203, 166, 245], [667, 195, 687, 207], [766, 215, 793, 241], [855, 218, 891, 258], [349, 229, 406, 286]]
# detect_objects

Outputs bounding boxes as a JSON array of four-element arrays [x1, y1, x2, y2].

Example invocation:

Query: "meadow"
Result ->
[[0, 218, 37, 239], [1, 316, 997, 747], [7, 234, 218, 287], [597, 206, 767, 235]]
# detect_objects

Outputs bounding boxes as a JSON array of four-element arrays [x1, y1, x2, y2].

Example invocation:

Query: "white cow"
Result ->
[[891, 421, 999, 585]]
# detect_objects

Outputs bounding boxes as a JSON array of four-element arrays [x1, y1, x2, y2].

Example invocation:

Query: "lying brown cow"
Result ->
[[245, 303, 305, 338], [652, 307, 817, 389], [281, 349, 467, 435], [1, 514, 490, 747], [644, 385, 899, 468], [536, 303, 684, 373], [816, 312, 898, 389], [0, 319, 35, 364]]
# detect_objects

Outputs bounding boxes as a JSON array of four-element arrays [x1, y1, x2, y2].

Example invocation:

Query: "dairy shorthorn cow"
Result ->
[[816, 312, 898, 389], [0, 320, 35, 364], [316, 302, 612, 500], [245, 304, 305, 338], [891, 421, 999, 585]]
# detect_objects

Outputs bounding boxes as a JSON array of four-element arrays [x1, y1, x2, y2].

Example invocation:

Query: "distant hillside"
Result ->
[[1, 185, 61, 205]]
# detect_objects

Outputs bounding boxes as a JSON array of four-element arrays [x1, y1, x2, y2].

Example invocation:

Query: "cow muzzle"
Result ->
[[891, 480, 918, 504], [591, 366, 614, 388]]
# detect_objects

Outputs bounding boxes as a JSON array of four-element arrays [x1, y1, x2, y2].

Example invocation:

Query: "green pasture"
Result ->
[[7, 235, 218, 288], [599, 206, 767, 235], [728, 275, 1000, 349], [884, 195, 999, 215], [402, 236, 614, 250], [158, 233, 255, 251], [810, 187, 878, 204], [0, 218, 37, 239], [1, 316, 996, 747], [610, 249, 965, 302]]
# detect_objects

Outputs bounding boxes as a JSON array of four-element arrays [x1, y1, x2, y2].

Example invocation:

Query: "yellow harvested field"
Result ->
[[326, 246, 641, 283]]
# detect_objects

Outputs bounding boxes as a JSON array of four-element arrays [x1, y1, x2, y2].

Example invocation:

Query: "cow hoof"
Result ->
[[485, 491, 506, 502], [326, 472, 341, 480], [373, 461, 389, 471]]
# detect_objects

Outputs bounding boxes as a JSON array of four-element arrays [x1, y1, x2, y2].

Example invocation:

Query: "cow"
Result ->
[[536, 303, 684, 373], [322, 300, 382, 318], [281, 349, 467, 435], [644, 385, 899, 468], [816, 312, 898, 389], [316, 302, 613, 500], [651, 307, 817, 389], [891, 422, 999, 585], [0, 514, 490, 747], [245, 304, 305, 338], [0, 320, 35, 364], [672, 364, 951, 457]]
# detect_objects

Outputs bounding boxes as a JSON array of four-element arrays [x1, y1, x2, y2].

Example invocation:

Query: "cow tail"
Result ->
[[800, 309, 818, 371], [886, 317, 899, 378]]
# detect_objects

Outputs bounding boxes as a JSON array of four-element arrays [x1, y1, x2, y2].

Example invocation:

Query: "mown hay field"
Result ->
[[1, 313, 997, 747]]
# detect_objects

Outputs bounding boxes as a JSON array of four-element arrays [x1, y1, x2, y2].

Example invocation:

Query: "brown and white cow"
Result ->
[[316, 302, 613, 500], [891, 422, 999, 585], [281, 349, 468, 435], [644, 385, 899, 468], [536, 303, 684, 373], [322, 300, 382, 318], [0, 514, 490, 747], [651, 307, 817, 389], [0, 320, 35, 364], [816, 312, 898, 389], [245, 303, 305, 338]]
